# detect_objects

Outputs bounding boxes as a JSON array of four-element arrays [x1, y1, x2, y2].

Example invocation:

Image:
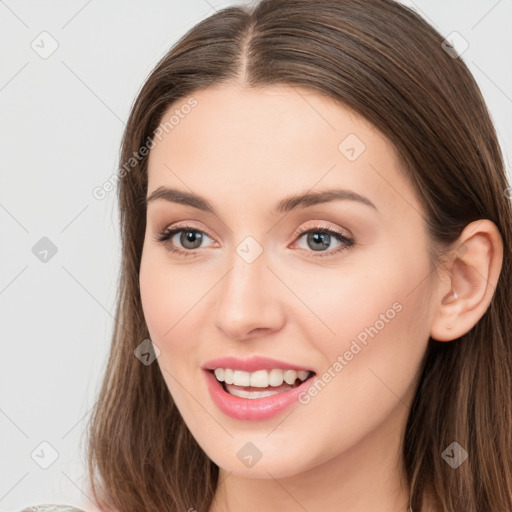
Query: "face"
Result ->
[[139, 84, 437, 479]]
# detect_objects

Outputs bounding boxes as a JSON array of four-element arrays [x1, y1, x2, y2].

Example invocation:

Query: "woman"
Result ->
[[22, 0, 512, 510]]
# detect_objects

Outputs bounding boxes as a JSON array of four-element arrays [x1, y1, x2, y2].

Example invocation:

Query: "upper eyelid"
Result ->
[[163, 222, 216, 241], [160, 222, 351, 248], [161, 221, 347, 238], [160, 225, 353, 261]]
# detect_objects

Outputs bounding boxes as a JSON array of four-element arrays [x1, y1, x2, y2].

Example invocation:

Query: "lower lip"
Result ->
[[203, 369, 315, 421]]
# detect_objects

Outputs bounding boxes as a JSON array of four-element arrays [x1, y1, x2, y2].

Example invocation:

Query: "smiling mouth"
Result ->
[[208, 368, 316, 399]]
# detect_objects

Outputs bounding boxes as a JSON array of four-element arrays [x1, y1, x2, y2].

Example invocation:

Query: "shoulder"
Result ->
[[19, 505, 86, 512]]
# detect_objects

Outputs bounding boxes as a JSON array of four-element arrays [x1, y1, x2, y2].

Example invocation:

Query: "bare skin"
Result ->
[[139, 83, 503, 512]]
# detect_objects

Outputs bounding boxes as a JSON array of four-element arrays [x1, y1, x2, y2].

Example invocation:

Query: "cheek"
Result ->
[[139, 259, 172, 340], [275, 261, 400, 346], [139, 249, 202, 340], [286, 245, 431, 381], [291, 281, 429, 463], [323, 243, 429, 343]]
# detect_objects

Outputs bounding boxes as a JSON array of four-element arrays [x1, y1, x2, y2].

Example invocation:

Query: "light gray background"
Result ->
[[1, 1, 511, 510]]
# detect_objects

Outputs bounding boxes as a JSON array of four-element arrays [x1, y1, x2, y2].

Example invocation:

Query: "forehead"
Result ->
[[146, 84, 422, 219]]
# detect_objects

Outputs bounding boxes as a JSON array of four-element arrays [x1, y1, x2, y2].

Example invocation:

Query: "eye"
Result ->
[[153, 222, 356, 258], [153, 224, 215, 257], [292, 224, 356, 257]]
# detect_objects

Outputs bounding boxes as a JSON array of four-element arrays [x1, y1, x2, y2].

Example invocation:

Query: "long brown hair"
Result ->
[[85, 1, 512, 510]]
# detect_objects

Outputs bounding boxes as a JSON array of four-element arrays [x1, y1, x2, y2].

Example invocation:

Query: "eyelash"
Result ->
[[153, 223, 356, 258]]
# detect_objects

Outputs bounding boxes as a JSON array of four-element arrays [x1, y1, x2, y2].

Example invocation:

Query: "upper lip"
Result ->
[[202, 356, 315, 373]]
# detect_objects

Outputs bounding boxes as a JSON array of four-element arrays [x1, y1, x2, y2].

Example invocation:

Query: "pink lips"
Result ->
[[202, 355, 313, 373], [202, 355, 316, 421]]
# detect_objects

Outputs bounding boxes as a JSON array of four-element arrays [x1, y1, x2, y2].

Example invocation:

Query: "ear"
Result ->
[[430, 219, 503, 342]]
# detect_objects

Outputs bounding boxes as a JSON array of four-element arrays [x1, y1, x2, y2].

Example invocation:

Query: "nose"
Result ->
[[213, 244, 286, 341]]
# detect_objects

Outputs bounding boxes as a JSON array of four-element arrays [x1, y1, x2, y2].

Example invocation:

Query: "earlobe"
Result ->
[[430, 219, 503, 342]]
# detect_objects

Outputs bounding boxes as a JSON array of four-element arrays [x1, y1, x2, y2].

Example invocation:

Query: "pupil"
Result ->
[[308, 232, 329, 251], [182, 230, 202, 249]]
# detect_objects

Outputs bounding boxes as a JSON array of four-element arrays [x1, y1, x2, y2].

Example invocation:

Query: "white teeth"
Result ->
[[233, 370, 250, 386], [225, 386, 283, 399], [283, 369, 298, 385], [268, 369, 284, 386], [224, 368, 234, 385], [250, 370, 268, 387], [297, 370, 309, 381], [212, 368, 312, 387]]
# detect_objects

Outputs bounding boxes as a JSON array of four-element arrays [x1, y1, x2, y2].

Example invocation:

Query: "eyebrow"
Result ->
[[146, 186, 378, 214]]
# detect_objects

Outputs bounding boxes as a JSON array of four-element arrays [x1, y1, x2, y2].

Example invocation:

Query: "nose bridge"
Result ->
[[213, 235, 284, 338]]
